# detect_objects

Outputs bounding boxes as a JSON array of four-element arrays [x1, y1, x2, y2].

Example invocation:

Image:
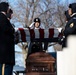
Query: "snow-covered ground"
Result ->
[[15, 45, 24, 67]]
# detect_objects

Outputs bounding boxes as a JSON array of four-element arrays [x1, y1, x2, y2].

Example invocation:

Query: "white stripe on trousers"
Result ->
[[2, 64, 5, 75]]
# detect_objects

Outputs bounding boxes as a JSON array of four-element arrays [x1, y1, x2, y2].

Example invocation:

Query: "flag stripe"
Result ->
[[54, 29, 59, 37], [24, 28, 30, 42], [29, 29, 35, 39], [34, 29, 40, 38], [39, 29, 44, 39], [44, 29, 49, 38], [49, 28, 54, 38], [18, 28, 26, 42]]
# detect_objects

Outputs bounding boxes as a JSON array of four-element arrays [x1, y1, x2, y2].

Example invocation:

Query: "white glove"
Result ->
[[57, 28, 62, 33], [29, 22, 35, 28]]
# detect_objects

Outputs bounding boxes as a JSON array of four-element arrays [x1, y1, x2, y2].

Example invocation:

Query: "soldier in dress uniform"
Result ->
[[63, 3, 76, 47], [0, 2, 15, 75], [27, 18, 43, 57]]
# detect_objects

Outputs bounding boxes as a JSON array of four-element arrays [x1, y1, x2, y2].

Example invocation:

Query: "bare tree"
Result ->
[[0, 0, 7, 2], [11, 0, 66, 28]]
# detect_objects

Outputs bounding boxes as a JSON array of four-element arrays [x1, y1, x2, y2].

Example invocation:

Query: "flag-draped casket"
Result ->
[[15, 28, 60, 75], [15, 28, 62, 42]]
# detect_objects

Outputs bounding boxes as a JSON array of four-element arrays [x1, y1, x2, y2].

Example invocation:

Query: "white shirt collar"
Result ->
[[35, 27, 39, 29], [1, 11, 6, 15], [71, 13, 76, 17]]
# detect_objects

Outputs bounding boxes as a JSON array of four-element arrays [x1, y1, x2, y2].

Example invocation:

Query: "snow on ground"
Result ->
[[15, 45, 24, 67]]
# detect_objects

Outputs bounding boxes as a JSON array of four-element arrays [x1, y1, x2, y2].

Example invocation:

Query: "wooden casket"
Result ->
[[26, 52, 56, 75]]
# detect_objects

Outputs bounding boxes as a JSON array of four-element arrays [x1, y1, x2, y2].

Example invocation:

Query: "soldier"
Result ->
[[29, 17, 41, 29], [63, 3, 76, 47], [28, 18, 48, 56], [0, 2, 15, 75], [27, 18, 43, 56]]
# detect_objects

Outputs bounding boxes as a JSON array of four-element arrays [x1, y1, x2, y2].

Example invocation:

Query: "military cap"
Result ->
[[0, 2, 9, 13], [69, 3, 76, 13], [34, 18, 41, 23]]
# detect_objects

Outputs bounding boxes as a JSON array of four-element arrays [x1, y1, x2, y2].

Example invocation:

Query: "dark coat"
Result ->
[[0, 13, 15, 65], [64, 14, 76, 36], [63, 14, 76, 47]]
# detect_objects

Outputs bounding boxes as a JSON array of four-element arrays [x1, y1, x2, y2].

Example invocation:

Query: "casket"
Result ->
[[26, 52, 56, 75]]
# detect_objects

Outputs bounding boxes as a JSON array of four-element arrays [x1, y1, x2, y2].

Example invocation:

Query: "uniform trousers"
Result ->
[[0, 64, 13, 75]]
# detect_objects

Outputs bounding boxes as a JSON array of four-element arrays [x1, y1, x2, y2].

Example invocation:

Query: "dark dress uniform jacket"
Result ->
[[63, 14, 76, 47], [0, 13, 15, 65]]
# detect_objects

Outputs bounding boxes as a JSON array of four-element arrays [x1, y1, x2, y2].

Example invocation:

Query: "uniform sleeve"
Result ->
[[64, 19, 76, 36]]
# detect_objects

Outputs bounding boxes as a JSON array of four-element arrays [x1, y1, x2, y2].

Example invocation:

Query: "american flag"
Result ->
[[15, 28, 62, 42]]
